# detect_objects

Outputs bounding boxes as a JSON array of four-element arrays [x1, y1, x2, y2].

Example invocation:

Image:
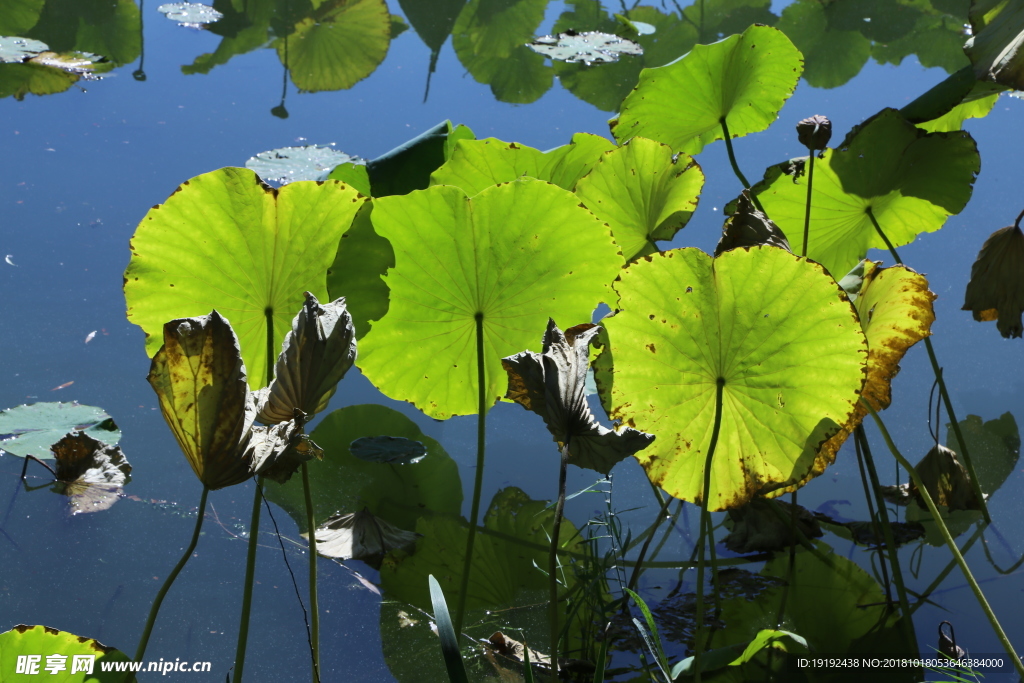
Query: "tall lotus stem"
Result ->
[[693, 377, 725, 683], [864, 208, 989, 523], [720, 117, 761, 214], [548, 440, 570, 682], [796, 115, 832, 258], [233, 477, 264, 683], [302, 462, 320, 681], [454, 312, 488, 636], [865, 402, 1024, 679], [135, 486, 209, 666]]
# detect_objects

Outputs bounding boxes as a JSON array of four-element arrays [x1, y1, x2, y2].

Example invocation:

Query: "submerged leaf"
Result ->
[[714, 190, 791, 256], [256, 292, 357, 424], [147, 311, 255, 490], [527, 30, 642, 64], [0, 402, 120, 459], [502, 319, 654, 474], [246, 145, 363, 186], [597, 247, 867, 510], [307, 507, 419, 567], [349, 435, 427, 465], [611, 25, 803, 154], [51, 432, 132, 515], [962, 220, 1024, 338]]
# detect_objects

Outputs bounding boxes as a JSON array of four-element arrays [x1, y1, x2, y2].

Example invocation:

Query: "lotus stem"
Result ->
[[134, 486, 209, 667], [454, 312, 488, 636], [854, 426, 917, 651], [626, 492, 674, 592], [233, 477, 264, 683], [549, 440, 570, 682], [719, 117, 764, 214], [910, 523, 984, 615], [865, 401, 1024, 678], [694, 377, 725, 683], [853, 433, 892, 599], [801, 153, 816, 258], [301, 462, 320, 681], [864, 207, 990, 523]]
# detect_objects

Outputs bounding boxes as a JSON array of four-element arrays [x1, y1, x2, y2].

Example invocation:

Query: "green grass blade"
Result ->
[[428, 575, 469, 683], [626, 588, 671, 680]]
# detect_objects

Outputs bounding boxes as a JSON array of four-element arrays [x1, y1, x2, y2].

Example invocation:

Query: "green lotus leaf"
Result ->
[[0, 402, 120, 459], [429, 133, 614, 196], [777, 0, 869, 89], [748, 108, 980, 278], [326, 162, 371, 196], [965, 0, 1024, 89], [51, 432, 132, 515], [899, 65, 1004, 133], [262, 404, 462, 533], [502, 319, 654, 474], [256, 292, 357, 424], [917, 81, 1004, 133], [349, 435, 427, 465], [451, 0, 552, 104], [597, 246, 866, 510], [326, 203, 392, 340], [26, 0, 141, 66], [183, 24, 268, 75], [398, 0, 466, 58], [0, 625, 129, 680], [277, 0, 390, 93], [611, 25, 803, 155], [124, 167, 365, 388], [379, 487, 584, 639], [574, 136, 704, 261], [147, 312, 255, 490], [670, 629, 807, 679], [358, 179, 622, 419], [0, 0, 43, 36], [367, 120, 473, 197]]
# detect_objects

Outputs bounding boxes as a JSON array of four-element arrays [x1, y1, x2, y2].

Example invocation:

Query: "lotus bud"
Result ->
[[962, 211, 1024, 338], [796, 115, 832, 151]]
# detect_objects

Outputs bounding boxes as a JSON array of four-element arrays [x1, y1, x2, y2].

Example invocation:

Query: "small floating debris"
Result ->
[[157, 2, 223, 28], [245, 144, 362, 185], [0, 36, 48, 63], [527, 30, 643, 65]]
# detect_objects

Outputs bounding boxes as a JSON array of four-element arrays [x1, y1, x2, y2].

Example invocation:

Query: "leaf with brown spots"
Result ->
[[598, 246, 867, 511], [0, 624, 129, 677], [502, 319, 654, 474]]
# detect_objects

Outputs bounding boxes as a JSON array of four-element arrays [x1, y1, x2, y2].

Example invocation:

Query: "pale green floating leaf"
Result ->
[[124, 167, 365, 389], [246, 145, 363, 185], [611, 24, 803, 155], [0, 36, 47, 63], [597, 246, 866, 510], [0, 402, 120, 459], [527, 30, 642, 65], [157, 2, 223, 26], [358, 179, 622, 419]]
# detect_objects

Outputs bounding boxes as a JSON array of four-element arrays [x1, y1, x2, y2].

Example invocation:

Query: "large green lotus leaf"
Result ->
[[429, 132, 613, 196], [379, 487, 585, 643], [326, 203, 392, 340], [916, 81, 1003, 133], [124, 167, 365, 388], [277, 0, 390, 93], [358, 180, 622, 419], [0, 625, 129, 680], [749, 108, 980, 278], [23, 0, 140, 67], [0, 0, 43, 35], [451, 0, 552, 104], [365, 120, 474, 197], [871, 10, 970, 74], [398, 0, 466, 54], [597, 247, 866, 510], [183, 24, 268, 75], [262, 404, 461, 533], [574, 137, 704, 261], [965, 0, 1024, 89], [0, 61, 75, 100], [0, 402, 120, 459], [610, 25, 803, 155], [777, 0, 869, 89]]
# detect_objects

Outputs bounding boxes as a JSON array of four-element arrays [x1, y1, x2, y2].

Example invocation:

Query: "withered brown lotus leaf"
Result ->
[[257, 292, 357, 424], [148, 311, 255, 489], [963, 219, 1024, 338], [247, 420, 322, 484], [714, 190, 791, 256], [51, 432, 132, 515], [912, 444, 981, 512], [306, 508, 419, 569], [502, 319, 654, 475]]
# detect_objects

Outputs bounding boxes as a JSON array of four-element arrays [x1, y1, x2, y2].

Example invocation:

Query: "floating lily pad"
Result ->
[[0, 36, 47, 63], [0, 625, 129, 681], [157, 2, 223, 26], [51, 432, 132, 515], [527, 30, 642, 65], [597, 247, 867, 510], [0, 402, 120, 459], [246, 145, 363, 186], [349, 436, 427, 465]]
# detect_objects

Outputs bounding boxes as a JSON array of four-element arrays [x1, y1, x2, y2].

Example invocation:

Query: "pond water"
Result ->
[[2, 0, 1023, 680]]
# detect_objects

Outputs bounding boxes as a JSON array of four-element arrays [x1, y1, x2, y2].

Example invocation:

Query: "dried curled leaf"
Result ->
[[148, 311, 255, 490], [962, 222, 1024, 338], [306, 508, 419, 568], [913, 444, 981, 512], [502, 319, 654, 474], [257, 293, 357, 424], [247, 420, 322, 484], [714, 190, 791, 256], [51, 432, 132, 515]]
